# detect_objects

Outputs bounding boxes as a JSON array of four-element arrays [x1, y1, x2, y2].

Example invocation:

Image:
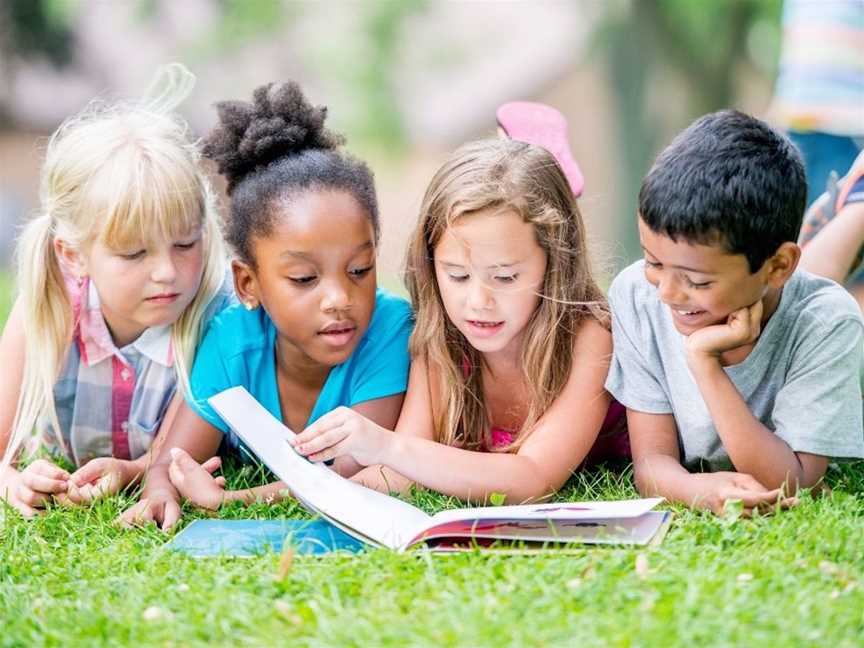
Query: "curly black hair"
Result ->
[[203, 82, 379, 266]]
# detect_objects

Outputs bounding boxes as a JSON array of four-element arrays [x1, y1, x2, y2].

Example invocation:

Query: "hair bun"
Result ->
[[203, 81, 344, 193]]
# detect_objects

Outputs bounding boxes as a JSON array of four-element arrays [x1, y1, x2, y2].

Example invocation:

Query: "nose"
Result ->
[[150, 252, 177, 284], [655, 273, 686, 305], [321, 278, 351, 313], [466, 278, 494, 311]]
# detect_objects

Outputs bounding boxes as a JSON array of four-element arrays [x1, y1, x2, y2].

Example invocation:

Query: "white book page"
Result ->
[[208, 387, 431, 550], [414, 511, 670, 547], [424, 497, 663, 525]]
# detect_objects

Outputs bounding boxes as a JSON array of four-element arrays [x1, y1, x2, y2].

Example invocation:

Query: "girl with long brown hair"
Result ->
[[291, 138, 627, 503]]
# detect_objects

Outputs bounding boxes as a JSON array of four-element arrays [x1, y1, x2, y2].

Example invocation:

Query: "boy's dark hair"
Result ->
[[638, 109, 806, 272], [202, 82, 378, 267]]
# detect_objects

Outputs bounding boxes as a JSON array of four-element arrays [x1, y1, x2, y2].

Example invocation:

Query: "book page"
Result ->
[[208, 387, 431, 550]]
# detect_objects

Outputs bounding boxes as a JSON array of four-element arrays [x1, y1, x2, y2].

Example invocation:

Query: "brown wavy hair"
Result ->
[[405, 138, 608, 452]]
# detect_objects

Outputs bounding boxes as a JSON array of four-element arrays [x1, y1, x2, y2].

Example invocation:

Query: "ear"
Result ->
[[763, 242, 801, 288], [53, 238, 87, 279], [232, 259, 261, 310]]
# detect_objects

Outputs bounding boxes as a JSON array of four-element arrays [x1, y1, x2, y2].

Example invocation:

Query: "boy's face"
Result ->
[[638, 218, 770, 336]]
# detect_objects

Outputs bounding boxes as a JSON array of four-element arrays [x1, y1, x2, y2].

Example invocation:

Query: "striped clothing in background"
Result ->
[[772, 0, 864, 136]]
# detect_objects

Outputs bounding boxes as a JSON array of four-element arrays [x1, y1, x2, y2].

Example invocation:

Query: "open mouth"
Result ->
[[466, 320, 505, 337], [318, 322, 357, 347]]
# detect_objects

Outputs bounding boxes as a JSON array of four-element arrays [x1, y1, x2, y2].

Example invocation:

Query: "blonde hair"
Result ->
[[405, 138, 608, 452], [3, 64, 227, 467]]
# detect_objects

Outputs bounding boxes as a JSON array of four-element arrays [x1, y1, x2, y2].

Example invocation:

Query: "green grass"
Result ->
[[1, 464, 863, 647], [0, 270, 862, 646]]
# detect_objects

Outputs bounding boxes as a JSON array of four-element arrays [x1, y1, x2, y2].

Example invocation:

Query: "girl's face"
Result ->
[[433, 209, 547, 362], [239, 190, 377, 369], [73, 227, 205, 347]]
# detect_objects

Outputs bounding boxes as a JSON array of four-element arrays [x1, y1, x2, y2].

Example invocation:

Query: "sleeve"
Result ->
[[184, 321, 232, 434], [604, 270, 673, 414], [349, 297, 414, 406], [771, 316, 864, 459]]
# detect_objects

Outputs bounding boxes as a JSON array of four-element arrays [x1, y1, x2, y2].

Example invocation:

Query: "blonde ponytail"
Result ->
[[1, 63, 226, 469]]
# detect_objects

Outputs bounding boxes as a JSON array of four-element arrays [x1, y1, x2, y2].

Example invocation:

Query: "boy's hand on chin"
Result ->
[[685, 300, 763, 362]]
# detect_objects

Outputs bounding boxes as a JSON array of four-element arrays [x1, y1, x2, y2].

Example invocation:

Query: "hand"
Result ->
[[167, 448, 226, 511], [60, 457, 144, 505], [118, 477, 182, 532], [685, 300, 763, 361], [692, 471, 797, 516], [0, 460, 70, 517], [290, 407, 392, 467]]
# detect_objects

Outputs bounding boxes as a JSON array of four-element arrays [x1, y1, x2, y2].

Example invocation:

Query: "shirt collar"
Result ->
[[77, 278, 173, 368]]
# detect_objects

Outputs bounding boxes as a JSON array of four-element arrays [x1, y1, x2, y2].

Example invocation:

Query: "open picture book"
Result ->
[[207, 387, 672, 552]]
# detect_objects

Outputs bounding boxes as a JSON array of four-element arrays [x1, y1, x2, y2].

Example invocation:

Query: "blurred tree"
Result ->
[[0, 0, 76, 125], [596, 0, 783, 263]]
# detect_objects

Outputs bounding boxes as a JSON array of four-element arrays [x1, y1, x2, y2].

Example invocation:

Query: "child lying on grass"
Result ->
[[605, 110, 864, 515]]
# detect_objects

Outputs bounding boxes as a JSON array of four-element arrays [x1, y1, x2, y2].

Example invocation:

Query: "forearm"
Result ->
[[634, 453, 714, 509], [223, 480, 290, 505], [690, 358, 805, 489], [380, 434, 556, 503], [800, 204, 864, 282], [350, 464, 415, 495]]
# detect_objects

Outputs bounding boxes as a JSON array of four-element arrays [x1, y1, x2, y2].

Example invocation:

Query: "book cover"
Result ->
[[165, 519, 366, 557]]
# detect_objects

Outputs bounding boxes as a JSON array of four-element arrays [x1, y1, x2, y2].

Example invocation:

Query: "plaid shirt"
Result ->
[[40, 271, 232, 467]]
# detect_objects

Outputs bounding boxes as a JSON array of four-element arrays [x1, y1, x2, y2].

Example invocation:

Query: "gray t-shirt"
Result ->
[[606, 261, 864, 471]]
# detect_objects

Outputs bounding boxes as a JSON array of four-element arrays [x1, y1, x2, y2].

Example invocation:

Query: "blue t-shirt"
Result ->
[[186, 289, 413, 457]]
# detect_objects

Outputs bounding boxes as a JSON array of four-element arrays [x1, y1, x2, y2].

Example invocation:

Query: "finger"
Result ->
[[70, 458, 113, 487], [293, 411, 349, 445], [200, 456, 222, 474], [308, 438, 351, 464], [11, 496, 39, 518], [733, 474, 769, 492], [214, 476, 226, 487], [169, 447, 201, 472], [161, 500, 181, 531], [61, 482, 88, 505], [21, 472, 68, 495], [295, 428, 350, 457], [732, 488, 783, 508], [28, 459, 70, 480], [168, 459, 186, 490], [16, 484, 49, 508]]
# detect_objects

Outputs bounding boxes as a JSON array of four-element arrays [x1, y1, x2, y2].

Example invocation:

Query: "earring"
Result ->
[[244, 301, 256, 311]]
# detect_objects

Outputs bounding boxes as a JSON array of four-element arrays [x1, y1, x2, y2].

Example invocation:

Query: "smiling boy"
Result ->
[[606, 110, 864, 514]]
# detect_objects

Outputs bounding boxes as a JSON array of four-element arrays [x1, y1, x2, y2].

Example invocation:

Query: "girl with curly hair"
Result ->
[[122, 81, 412, 529]]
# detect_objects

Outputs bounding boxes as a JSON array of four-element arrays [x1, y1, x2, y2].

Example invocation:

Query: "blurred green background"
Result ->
[[0, 0, 784, 297]]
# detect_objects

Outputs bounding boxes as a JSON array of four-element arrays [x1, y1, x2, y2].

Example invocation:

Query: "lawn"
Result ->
[[0, 275, 863, 647]]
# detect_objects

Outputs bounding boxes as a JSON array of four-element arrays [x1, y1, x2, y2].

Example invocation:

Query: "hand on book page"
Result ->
[[291, 406, 392, 466]]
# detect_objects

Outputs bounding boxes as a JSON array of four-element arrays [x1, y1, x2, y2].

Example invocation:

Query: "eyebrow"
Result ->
[[438, 260, 522, 270], [640, 246, 713, 274], [279, 241, 374, 260]]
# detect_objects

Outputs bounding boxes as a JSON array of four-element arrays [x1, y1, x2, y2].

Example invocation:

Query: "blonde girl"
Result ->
[[0, 65, 230, 516], [290, 138, 628, 503]]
